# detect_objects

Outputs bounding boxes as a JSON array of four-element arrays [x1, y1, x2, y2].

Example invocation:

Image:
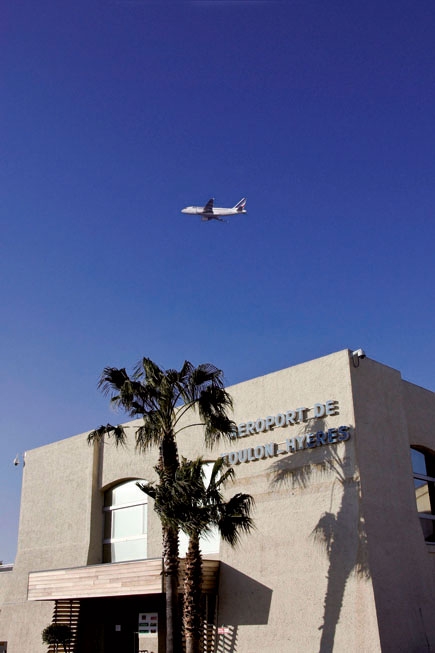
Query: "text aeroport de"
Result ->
[[220, 399, 352, 465]]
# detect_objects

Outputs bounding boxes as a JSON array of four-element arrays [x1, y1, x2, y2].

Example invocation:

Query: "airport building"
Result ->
[[1, 348, 435, 652]]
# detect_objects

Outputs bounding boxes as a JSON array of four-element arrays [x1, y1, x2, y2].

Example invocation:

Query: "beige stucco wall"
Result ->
[[208, 349, 380, 653], [0, 567, 13, 640], [1, 349, 435, 652], [0, 426, 166, 652], [0, 569, 12, 606], [0, 433, 98, 652], [402, 379, 435, 451], [402, 379, 435, 578], [351, 358, 435, 652]]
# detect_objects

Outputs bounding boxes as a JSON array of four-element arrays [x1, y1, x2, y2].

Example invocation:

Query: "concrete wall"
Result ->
[[210, 349, 380, 653], [351, 358, 435, 652], [0, 567, 12, 607], [0, 433, 98, 652], [0, 426, 166, 652]]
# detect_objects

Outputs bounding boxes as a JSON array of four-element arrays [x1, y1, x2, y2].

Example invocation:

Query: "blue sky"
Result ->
[[1, 0, 435, 563]]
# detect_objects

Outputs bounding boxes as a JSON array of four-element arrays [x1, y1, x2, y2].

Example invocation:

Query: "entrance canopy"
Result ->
[[28, 558, 219, 601]]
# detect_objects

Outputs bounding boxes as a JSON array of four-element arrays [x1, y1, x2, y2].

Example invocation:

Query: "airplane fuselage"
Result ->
[[181, 198, 247, 222], [181, 206, 247, 217]]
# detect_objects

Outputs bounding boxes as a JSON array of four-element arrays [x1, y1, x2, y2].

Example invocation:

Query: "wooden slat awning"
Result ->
[[28, 558, 163, 601], [28, 558, 220, 601], [178, 558, 219, 594]]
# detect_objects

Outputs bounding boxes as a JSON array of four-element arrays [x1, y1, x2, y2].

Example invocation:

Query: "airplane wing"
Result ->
[[203, 198, 214, 213]]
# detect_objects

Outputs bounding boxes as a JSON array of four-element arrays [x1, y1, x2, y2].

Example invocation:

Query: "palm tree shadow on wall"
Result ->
[[215, 624, 238, 653], [270, 419, 370, 653]]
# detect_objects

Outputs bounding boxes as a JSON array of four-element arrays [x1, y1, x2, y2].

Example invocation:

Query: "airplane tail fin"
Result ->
[[233, 198, 247, 211]]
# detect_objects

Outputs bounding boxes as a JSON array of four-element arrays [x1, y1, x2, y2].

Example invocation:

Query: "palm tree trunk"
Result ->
[[163, 524, 180, 653], [159, 437, 180, 653], [183, 534, 203, 653]]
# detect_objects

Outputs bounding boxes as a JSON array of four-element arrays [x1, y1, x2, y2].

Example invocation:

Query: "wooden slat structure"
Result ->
[[28, 558, 220, 601], [178, 559, 220, 594], [46, 599, 80, 653], [28, 558, 163, 601]]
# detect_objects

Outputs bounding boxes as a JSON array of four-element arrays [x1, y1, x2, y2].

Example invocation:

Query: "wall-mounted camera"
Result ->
[[352, 349, 366, 367]]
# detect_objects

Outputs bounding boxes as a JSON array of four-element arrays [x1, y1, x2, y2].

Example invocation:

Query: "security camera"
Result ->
[[13, 455, 19, 466], [351, 349, 366, 367], [353, 349, 366, 359]]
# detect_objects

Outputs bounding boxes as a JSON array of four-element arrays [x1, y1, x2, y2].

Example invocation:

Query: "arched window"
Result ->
[[103, 480, 148, 563], [411, 447, 435, 543]]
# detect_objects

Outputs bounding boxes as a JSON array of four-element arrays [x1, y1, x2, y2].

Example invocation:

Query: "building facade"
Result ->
[[1, 349, 435, 652]]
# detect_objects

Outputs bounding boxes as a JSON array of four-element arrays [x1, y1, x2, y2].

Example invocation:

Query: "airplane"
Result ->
[[181, 198, 247, 222]]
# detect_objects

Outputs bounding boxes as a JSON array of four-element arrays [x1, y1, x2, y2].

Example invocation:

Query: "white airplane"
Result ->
[[181, 197, 247, 222]]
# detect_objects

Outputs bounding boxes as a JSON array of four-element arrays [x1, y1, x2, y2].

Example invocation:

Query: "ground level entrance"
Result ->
[[76, 595, 165, 653]]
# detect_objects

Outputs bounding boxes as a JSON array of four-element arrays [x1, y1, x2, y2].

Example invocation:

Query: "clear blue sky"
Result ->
[[1, 0, 435, 563]]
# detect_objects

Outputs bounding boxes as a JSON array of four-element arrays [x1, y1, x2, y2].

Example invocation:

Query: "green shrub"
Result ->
[[42, 623, 73, 652]]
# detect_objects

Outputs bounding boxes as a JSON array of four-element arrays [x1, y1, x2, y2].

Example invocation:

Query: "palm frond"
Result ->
[[98, 367, 130, 397], [218, 493, 255, 546], [87, 423, 127, 446], [178, 360, 195, 384], [190, 363, 224, 390], [204, 414, 237, 447], [136, 481, 156, 501], [153, 456, 255, 545], [174, 363, 222, 408], [134, 357, 165, 387], [198, 384, 233, 416], [207, 459, 234, 499], [135, 415, 164, 452]]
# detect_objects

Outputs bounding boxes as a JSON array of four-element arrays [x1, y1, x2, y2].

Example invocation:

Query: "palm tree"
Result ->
[[139, 457, 255, 653], [87, 358, 235, 653]]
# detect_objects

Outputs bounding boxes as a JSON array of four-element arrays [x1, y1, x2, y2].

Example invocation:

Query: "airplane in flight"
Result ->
[[181, 198, 247, 222]]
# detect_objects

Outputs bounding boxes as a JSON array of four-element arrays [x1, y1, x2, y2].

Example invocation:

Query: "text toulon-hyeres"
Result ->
[[219, 400, 351, 466]]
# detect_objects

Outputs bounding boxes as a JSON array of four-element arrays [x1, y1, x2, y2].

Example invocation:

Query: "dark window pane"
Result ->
[[411, 448, 427, 476], [419, 518, 435, 543]]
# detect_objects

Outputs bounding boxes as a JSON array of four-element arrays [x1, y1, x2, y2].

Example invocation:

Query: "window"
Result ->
[[103, 480, 148, 562], [411, 447, 435, 543]]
